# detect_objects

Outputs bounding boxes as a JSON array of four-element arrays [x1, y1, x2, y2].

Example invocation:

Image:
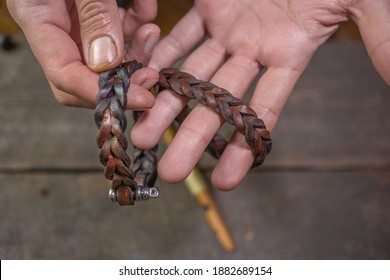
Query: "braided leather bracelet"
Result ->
[[95, 60, 272, 206]]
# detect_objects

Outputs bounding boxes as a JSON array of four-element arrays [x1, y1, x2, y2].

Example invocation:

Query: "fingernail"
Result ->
[[89, 36, 117, 69], [144, 35, 160, 54]]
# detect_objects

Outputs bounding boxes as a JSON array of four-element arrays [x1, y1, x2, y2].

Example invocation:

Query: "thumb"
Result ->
[[76, 0, 124, 72], [351, 1, 390, 86]]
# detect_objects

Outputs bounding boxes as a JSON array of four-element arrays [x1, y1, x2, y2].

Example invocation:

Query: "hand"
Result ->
[[6, 0, 160, 109], [131, 0, 390, 190]]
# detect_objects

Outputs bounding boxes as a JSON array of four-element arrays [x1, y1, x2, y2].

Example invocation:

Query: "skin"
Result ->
[[8, 0, 390, 191], [6, 0, 160, 108], [131, 0, 390, 190]]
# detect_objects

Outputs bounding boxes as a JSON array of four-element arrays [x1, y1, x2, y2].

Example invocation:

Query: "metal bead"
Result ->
[[108, 188, 117, 202], [134, 186, 160, 201]]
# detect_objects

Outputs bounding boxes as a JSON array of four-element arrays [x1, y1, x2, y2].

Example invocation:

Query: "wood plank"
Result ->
[[1, 4, 389, 261], [267, 43, 390, 169], [1, 37, 389, 170], [1, 171, 389, 259], [0, 36, 108, 170]]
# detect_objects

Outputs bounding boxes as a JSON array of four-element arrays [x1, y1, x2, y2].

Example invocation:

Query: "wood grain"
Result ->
[[1, 35, 389, 259]]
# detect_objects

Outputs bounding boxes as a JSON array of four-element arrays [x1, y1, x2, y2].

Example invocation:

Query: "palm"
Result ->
[[134, 0, 384, 190], [195, 0, 344, 70]]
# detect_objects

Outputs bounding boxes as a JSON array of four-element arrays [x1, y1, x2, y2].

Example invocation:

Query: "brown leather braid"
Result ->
[[95, 61, 272, 206], [95, 60, 159, 206], [156, 68, 272, 167]]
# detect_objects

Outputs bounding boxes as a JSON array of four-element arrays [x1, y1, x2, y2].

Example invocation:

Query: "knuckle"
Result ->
[[250, 103, 278, 131], [49, 78, 78, 107], [6, 0, 45, 27], [179, 124, 210, 148], [132, 0, 157, 21], [52, 91, 73, 106], [78, 0, 113, 32], [164, 34, 186, 56], [158, 90, 187, 116]]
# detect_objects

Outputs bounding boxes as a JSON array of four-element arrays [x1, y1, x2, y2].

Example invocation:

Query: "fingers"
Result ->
[[125, 23, 160, 65], [350, 1, 390, 85], [211, 66, 302, 190], [9, 0, 119, 104], [157, 54, 261, 183], [8, 0, 156, 109], [122, 0, 158, 42], [131, 38, 226, 148], [50, 62, 156, 109], [48, 81, 92, 108], [75, 0, 124, 72], [50, 18, 158, 108], [148, 7, 206, 71], [126, 67, 157, 109]]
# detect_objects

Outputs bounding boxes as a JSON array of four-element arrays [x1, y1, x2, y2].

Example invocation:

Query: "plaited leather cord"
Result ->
[[156, 68, 272, 167], [95, 60, 159, 205], [95, 60, 272, 206]]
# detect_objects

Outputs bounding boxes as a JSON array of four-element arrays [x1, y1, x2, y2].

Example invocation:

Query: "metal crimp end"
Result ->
[[109, 186, 159, 206], [134, 185, 160, 201]]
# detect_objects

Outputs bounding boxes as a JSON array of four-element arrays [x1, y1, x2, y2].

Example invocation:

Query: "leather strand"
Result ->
[[157, 68, 272, 167], [95, 61, 139, 183], [95, 60, 272, 206]]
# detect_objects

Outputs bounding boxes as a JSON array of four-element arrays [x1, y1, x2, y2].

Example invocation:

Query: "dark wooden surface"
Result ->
[[1, 36, 390, 259]]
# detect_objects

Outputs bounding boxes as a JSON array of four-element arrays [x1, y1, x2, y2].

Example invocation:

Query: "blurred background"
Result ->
[[1, 0, 390, 259]]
